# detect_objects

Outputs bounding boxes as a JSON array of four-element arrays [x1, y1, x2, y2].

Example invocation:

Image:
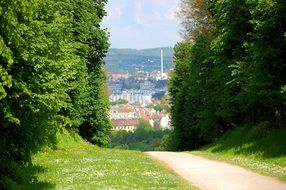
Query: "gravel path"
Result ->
[[146, 152, 286, 190]]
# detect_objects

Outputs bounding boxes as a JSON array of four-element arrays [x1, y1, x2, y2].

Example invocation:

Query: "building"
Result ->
[[160, 114, 171, 129], [109, 74, 129, 80], [110, 104, 171, 131], [111, 119, 139, 132], [110, 110, 139, 120], [109, 83, 122, 92], [110, 89, 153, 104], [140, 81, 155, 91], [110, 104, 139, 132]]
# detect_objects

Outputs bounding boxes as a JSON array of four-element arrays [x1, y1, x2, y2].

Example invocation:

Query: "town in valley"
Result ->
[[106, 48, 173, 133]]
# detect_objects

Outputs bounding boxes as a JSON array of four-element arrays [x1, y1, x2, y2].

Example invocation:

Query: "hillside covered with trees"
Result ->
[[104, 47, 174, 73], [168, 0, 286, 150], [0, 0, 111, 188]]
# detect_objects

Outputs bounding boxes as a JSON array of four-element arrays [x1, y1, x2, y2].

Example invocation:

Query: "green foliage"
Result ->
[[111, 98, 128, 105], [1, 0, 71, 186], [240, 0, 286, 121], [110, 121, 172, 151], [170, 37, 215, 150], [178, 0, 213, 40], [71, 0, 111, 146], [156, 134, 177, 151], [170, 0, 286, 151], [134, 120, 153, 141], [79, 68, 111, 146], [0, 0, 110, 186], [282, 85, 286, 100]]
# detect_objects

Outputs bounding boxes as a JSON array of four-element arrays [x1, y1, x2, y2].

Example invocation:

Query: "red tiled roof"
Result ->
[[111, 119, 139, 127], [111, 104, 134, 112], [151, 114, 163, 120]]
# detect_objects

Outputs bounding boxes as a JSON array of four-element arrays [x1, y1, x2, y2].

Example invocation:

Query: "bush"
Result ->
[[156, 134, 176, 151], [109, 122, 172, 151]]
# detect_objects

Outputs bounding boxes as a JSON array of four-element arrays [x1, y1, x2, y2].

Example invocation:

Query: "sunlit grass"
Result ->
[[192, 127, 286, 182], [31, 132, 192, 189]]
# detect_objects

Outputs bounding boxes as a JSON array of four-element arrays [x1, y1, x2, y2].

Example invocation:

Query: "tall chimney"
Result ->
[[161, 49, 163, 79]]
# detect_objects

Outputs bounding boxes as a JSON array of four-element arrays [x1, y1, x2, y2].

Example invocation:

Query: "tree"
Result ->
[[111, 99, 128, 105], [153, 104, 163, 112], [169, 0, 216, 150], [170, 0, 286, 152], [75, 0, 111, 146], [134, 120, 153, 141], [240, 0, 286, 122], [178, 0, 213, 41], [0, 0, 111, 187], [0, 0, 79, 187], [169, 42, 194, 150]]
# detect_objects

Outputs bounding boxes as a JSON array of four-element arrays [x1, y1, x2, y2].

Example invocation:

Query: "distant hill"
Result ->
[[104, 47, 174, 74]]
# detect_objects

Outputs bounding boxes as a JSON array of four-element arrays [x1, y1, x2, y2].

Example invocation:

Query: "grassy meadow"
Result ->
[[27, 131, 192, 190], [193, 126, 286, 182]]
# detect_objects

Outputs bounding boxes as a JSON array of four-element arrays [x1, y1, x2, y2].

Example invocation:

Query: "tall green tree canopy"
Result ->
[[0, 0, 110, 188], [169, 0, 286, 150]]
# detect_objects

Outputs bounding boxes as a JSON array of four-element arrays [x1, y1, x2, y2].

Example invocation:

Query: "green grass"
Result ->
[[29, 131, 192, 189], [191, 125, 286, 182]]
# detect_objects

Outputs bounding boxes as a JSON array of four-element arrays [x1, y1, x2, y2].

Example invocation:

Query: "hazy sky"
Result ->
[[102, 0, 182, 49]]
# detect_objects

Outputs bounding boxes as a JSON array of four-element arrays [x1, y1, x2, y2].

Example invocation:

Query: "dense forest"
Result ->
[[168, 0, 286, 150], [0, 0, 111, 188]]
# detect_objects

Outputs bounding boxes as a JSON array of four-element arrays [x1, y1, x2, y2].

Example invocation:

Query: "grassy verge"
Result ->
[[29, 130, 192, 189], [191, 126, 286, 182]]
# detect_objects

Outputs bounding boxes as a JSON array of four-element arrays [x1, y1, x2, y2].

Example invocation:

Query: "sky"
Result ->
[[102, 0, 182, 49]]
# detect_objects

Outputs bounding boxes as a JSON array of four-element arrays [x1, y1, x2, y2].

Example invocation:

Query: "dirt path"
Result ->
[[146, 152, 286, 190]]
